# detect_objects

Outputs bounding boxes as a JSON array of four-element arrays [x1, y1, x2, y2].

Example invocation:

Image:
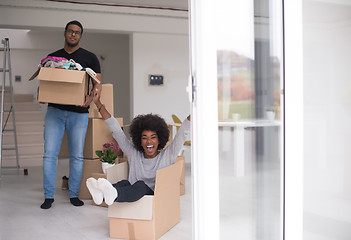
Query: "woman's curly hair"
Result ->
[[129, 113, 170, 153]]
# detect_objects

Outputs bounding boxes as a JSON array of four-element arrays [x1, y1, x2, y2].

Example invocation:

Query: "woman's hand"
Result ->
[[93, 83, 102, 103], [93, 84, 102, 104], [93, 86, 111, 120], [79, 82, 102, 107], [80, 92, 94, 107]]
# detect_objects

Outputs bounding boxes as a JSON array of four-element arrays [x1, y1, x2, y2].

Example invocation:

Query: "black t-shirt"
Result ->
[[47, 48, 101, 113]]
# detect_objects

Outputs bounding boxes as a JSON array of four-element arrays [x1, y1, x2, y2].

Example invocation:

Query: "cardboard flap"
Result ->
[[37, 67, 85, 84], [175, 156, 185, 185], [29, 68, 40, 81], [108, 195, 154, 220], [106, 161, 129, 184], [153, 162, 181, 238], [154, 161, 181, 194], [86, 69, 101, 84]]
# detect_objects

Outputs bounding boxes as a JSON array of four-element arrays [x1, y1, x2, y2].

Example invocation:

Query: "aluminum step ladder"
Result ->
[[0, 38, 24, 178]]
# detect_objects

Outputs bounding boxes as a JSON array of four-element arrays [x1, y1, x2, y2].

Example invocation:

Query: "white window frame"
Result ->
[[189, 0, 220, 239], [283, 0, 304, 239]]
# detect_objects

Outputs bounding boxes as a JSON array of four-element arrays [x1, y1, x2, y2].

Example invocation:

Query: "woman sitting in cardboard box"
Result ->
[[86, 89, 190, 205]]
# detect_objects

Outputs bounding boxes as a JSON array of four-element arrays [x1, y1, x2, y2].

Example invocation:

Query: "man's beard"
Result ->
[[65, 40, 79, 48]]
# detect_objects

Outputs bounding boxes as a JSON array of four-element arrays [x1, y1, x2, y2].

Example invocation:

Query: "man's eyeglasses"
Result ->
[[66, 29, 81, 36]]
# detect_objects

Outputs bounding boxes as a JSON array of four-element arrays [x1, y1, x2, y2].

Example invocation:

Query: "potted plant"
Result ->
[[265, 107, 276, 121], [96, 142, 120, 173]]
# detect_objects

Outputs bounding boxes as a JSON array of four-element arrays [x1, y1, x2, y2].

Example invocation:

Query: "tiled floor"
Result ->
[[3, 127, 351, 240], [0, 159, 193, 240], [0, 128, 285, 240]]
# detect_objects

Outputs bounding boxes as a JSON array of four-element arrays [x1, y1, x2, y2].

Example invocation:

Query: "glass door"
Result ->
[[189, 0, 284, 239], [216, 0, 283, 239]]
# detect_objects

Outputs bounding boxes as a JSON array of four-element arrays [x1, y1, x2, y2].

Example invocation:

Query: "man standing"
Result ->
[[41, 20, 102, 209]]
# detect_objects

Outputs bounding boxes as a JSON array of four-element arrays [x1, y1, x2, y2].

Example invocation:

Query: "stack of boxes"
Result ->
[[30, 67, 123, 200], [58, 84, 123, 200]]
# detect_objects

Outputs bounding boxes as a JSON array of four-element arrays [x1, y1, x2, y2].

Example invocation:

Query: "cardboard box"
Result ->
[[176, 156, 185, 196], [89, 84, 114, 118], [76, 158, 124, 200], [107, 156, 184, 196], [59, 117, 123, 159], [106, 160, 182, 240], [119, 157, 128, 164], [29, 67, 99, 106], [79, 159, 103, 199], [84, 117, 123, 159]]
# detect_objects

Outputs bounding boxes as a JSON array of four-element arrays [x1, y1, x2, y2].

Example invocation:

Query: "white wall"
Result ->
[[0, 29, 55, 95], [303, 0, 351, 239], [83, 33, 130, 123], [0, 28, 131, 121], [132, 33, 190, 123], [0, 2, 190, 124]]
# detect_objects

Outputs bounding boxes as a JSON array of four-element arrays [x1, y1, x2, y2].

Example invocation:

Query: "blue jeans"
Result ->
[[43, 106, 88, 199]]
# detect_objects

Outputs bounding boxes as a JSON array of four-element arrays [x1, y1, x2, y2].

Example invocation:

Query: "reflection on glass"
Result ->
[[216, 0, 283, 239], [217, 50, 255, 120]]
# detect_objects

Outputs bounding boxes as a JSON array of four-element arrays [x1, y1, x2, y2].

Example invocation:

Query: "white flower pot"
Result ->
[[266, 111, 275, 121], [102, 162, 115, 174], [232, 113, 241, 121]]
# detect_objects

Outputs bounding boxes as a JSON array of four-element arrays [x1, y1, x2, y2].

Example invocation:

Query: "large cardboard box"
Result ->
[[176, 156, 185, 196], [89, 84, 114, 118], [84, 117, 123, 159], [106, 156, 184, 196], [106, 160, 182, 240], [29, 67, 99, 106], [79, 159, 103, 199], [59, 117, 123, 159]]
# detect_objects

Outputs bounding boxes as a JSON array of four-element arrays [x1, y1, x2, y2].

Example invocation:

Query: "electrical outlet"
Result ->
[[149, 75, 164, 85]]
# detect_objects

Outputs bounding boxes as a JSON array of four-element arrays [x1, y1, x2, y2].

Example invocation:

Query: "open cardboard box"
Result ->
[[29, 67, 100, 105], [106, 158, 183, 240]]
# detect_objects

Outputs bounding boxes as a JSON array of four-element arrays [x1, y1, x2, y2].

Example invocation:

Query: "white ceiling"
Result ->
[[45, 0, 188, 11]]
